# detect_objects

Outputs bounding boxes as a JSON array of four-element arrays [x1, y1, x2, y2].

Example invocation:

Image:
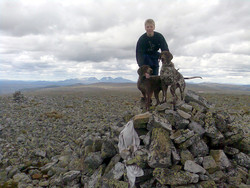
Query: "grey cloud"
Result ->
[[0, 0, 249, 84]]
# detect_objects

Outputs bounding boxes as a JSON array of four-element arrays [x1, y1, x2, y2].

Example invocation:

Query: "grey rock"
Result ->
[[234, 152, 250, 168], [184, 160, 206, 174], [185, 90, 213, 108], [40, 161, 58, 173], [148, 128, 172, 168], [104, 162, 125, 180], [35, 149, 46, 158], [171, 142, 181, 164], [84, 165, 105, 188], [210, 150, 231, 170], [148, 113, 172, 131], [190, 139, 209, 157], [62, 170, 81, 184], [101, 139, 117, 159], [142, 130, 151, 146], [13, 173, 32, 184], [153, 168, 199, 185], [84, 151, 103, 171], [177, 109, 191, 119], [179, 103, 193, 112], [224, 146, 240, 155], [188, 121, 205, 136]]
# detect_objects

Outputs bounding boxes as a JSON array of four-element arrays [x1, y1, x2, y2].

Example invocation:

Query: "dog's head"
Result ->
[[137, 65, 153, 77], [160, 51, 173, 65]]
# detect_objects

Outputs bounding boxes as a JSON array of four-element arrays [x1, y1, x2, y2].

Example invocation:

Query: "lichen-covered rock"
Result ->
[[177, 109, 191, 119], [147, 113, 172, 131], [62, 170, 81, 184], [95, 177, 129, 188], [148, 128, 172, 168], [202, 156, 219, 174], [126, 149, 148, 168], [224, 146, 240, 155], [180, 149, 194, 165], [184, 160, 206, 174], [209, 170, 226, 183], [153, 168, 199, 185], [103, 154, 121, 175], [189, 139, 209, 157], [214, 112, 232, 133], [83, 152, 103, 175], [133, 112, 152, 129], [234, 136, 250, 153], [101, 139, 117, 159], [104, 162, 125, 180], [188, 121, 205, 136], [210, 150, 231, 170], [179, 134, 199, 149], [185, 90, 213, 109], [179, 103, 193, 113], [234, 152, 250, 168], [172, 129, 194, 144], [204, 112, 224, 146], [13, 173, 32, 185], [84, 165, 105, 188], [198, 180, 217, 188]]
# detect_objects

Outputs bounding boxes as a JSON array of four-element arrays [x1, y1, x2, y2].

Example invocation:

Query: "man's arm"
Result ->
[[136, 38, 144, 67]]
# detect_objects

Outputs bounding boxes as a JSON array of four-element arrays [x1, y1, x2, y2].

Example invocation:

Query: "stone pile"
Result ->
[[0, 90, 249, 187]]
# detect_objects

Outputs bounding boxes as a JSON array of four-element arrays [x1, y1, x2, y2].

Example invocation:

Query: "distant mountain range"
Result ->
[[0, 77, 134, 94], [0, 77, 249, 95]]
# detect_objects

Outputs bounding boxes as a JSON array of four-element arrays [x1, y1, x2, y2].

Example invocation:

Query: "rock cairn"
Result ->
[[0, 90, 249, 187]]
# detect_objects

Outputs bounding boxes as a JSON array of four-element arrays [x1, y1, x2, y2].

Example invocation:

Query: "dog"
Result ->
[[137, 65, 162, 111], [160, 51, 202, 110]]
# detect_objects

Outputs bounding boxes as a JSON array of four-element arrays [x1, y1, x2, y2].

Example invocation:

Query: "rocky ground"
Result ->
[[0, 84, 249, 187]]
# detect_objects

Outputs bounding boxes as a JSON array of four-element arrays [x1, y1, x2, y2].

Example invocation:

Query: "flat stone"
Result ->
[[210, 150, 231, 170], [202, 156, 219, 174], [177, 109, 191, 119], [184, 160, 206, 174], [188, 121, 205, 136], [153, 168, 199, 185], [133, 112, 152, 129]]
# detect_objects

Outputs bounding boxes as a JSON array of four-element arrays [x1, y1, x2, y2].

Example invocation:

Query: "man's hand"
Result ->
[[145, 73, 150, 79]]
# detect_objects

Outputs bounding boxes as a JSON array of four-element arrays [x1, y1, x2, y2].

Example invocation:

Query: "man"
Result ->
[[136, 19, 170, 76]]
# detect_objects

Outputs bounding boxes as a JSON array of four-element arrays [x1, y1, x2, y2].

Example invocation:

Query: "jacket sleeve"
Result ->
[[136, 38, 144, 67], [159, 33, 169, 52]]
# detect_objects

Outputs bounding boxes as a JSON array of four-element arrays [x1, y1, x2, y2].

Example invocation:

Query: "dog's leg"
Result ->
[[180, 82, 185, 101], [146, 91, 153, 111], [170, 85, 177, 111], [161, 84, 168, 103], [154, 90, 161, 106]]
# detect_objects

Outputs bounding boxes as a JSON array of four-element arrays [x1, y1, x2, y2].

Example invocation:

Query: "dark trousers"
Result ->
[[143, 54, 159, 75]]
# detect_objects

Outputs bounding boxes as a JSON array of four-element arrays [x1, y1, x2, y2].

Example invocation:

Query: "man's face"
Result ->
[[145, 23, 155, 36]]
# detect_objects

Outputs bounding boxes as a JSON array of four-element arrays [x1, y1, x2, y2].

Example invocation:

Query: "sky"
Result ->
[[0, 0, 250, 85]]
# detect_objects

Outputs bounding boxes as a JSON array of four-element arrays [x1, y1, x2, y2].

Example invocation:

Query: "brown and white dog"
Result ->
[[160, 51, 202, 110], [137, 65, 162, 111]]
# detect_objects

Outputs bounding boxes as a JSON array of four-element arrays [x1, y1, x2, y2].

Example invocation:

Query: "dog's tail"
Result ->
[[184, 76, 202, 80]]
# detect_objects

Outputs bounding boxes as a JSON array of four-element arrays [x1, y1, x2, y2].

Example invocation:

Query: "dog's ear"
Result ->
[[137, 67, 142, 75], [160, 52, 163, 59], [168, 51, 173, 61]]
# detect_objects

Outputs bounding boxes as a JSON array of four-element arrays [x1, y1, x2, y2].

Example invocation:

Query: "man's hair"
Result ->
[[145, 19, 155, 26]]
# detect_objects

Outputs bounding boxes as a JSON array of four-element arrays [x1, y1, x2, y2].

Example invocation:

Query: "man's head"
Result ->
[[145, 19, 155, 37]]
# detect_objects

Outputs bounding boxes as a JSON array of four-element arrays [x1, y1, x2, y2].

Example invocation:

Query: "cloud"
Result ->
[[0, 0, 249, 84]]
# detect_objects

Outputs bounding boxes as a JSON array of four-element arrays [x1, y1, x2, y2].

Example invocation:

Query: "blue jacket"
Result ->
[[136, 32, 169, 67]]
